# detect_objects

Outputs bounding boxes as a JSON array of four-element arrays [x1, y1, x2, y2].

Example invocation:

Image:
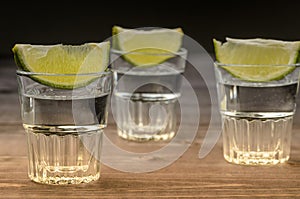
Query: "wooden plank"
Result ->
[[0, 130, 300, 198]]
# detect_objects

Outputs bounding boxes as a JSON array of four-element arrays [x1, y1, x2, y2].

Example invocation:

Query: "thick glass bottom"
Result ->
[[117, 128, 175, 142]]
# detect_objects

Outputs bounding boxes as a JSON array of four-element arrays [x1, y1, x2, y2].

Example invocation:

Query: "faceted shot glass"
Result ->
[[16, 70, 112, 184], [214, 62, 300, 165], [110, 48, 188, 141]]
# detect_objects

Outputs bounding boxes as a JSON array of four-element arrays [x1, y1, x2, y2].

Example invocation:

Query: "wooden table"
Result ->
[[1, 55, 300, 198]]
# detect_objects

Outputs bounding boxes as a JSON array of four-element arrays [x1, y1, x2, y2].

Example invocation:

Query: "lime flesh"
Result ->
[[112, 26, 184, 66], [12, 42, 110, 89], [213, 38, 300, 82]]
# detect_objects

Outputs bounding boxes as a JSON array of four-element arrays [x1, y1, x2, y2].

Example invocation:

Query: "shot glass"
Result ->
[[110, 48, 188, 141], [16, 70, 112, 184], [214, 62, 300, 165]]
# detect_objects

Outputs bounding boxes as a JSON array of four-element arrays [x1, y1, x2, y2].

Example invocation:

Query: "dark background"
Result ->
[[1, 1, 299, 58]]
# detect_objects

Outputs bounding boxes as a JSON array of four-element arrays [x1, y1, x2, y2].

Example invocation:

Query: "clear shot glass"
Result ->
[[110, 48, 188, 141], [16, 70, 112, 184], [214, 62, 300, 165]]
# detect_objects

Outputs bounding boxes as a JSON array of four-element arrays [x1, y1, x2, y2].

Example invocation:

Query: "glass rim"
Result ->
[[214, 61, 300, 67], [16, 69, 112, 76], [110, 47, 188, 56]]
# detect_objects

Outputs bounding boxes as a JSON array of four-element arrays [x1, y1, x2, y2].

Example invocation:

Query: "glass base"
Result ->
[[117, 129, 175, 142], [224, 150, 289, 165], [26, 127, 102, 185], [222, 115, 293, 165], [29, 172, 100, 185]]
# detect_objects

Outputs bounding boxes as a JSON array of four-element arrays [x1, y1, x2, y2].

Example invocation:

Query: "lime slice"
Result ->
[[12, 42, 110, 89], [213, 38, 300, 81], [112, 25, 184, 66]]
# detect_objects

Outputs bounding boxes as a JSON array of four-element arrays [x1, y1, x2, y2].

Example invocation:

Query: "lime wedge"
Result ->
[[12, 42, 110, 89], [112, 25, 184, 66], [213, 38, 300, 81]]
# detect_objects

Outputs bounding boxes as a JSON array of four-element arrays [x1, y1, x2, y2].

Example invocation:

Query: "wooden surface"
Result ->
[[1, 56, 300, 198]]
